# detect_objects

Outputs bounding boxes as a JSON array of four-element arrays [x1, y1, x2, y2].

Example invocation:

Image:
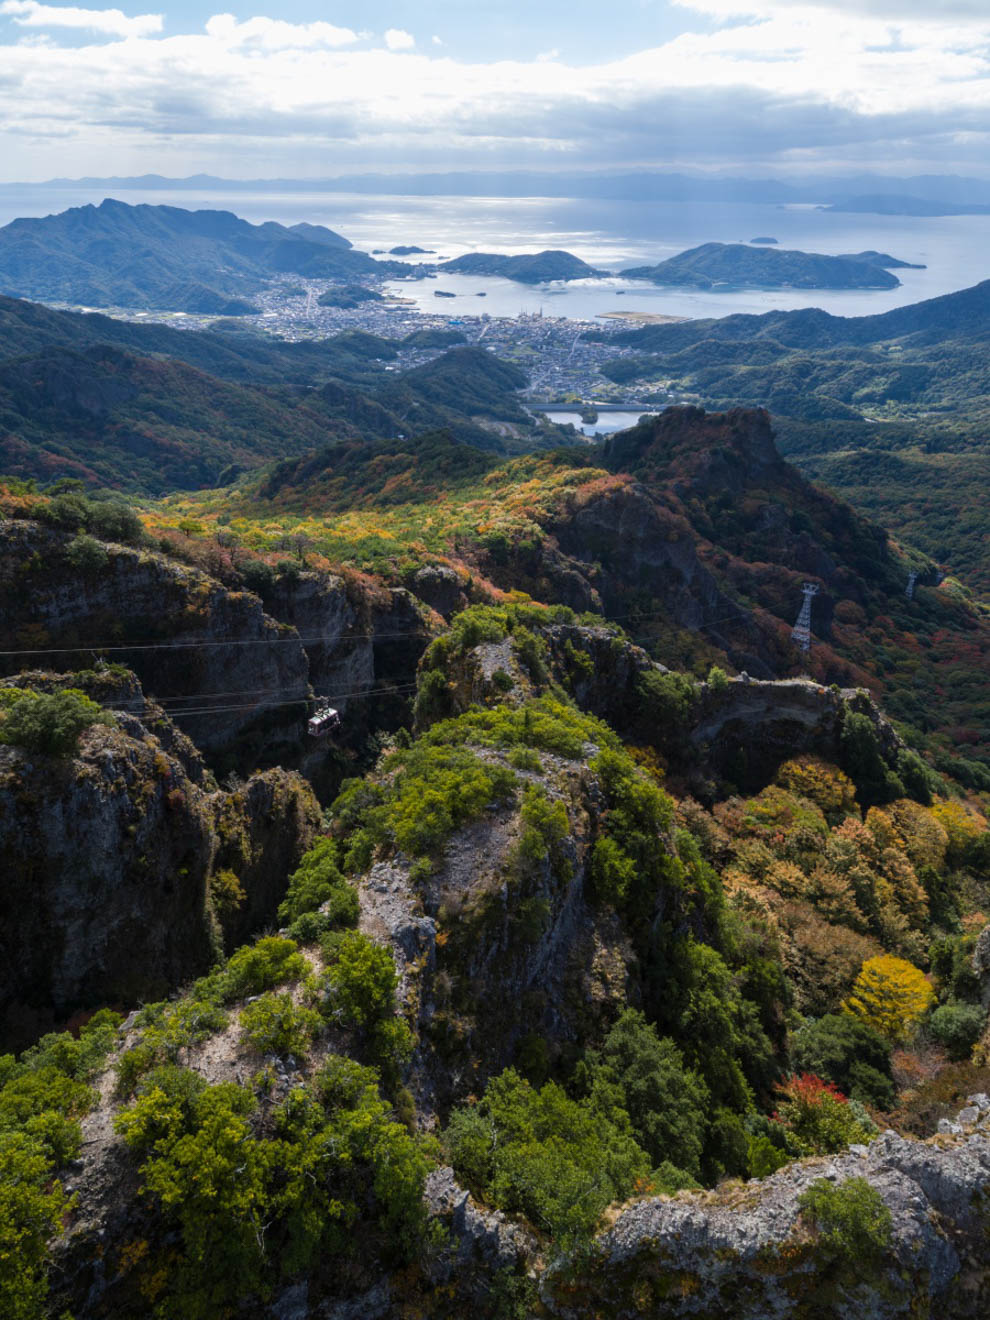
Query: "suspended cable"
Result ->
[[0, 602, 753, 660]]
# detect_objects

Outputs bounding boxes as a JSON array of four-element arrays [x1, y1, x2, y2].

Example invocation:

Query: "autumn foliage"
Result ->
[[843, 954, 935, 1041]]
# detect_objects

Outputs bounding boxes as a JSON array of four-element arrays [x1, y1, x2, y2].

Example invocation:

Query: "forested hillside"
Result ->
[[596, 280, 990, 591]]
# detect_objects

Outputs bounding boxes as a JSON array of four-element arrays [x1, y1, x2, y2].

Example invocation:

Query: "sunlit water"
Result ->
[[0, 186, 987, 320], [543, 410, 653, 434]]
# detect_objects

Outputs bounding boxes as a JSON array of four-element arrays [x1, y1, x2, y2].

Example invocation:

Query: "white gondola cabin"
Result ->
[[307, 706, 341, 737]]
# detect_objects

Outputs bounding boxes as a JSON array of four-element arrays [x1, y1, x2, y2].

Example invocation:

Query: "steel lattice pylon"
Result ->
[[791, 582, 820, 653]]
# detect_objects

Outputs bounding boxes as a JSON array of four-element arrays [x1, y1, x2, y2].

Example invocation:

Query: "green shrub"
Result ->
[[590, 1009, 709, 1178], [508, 746, 542, 772], [747, 1133, 790, 1178], [706, 665, 731, 693], [791, 1014, 895, 1110], [774, 1074, 875, 1155], [515, 785, 570, 878], [64, 532, 108, 573], [445, 1067, 650, 1247], [240, 993, 320, 1057], [637, 668, 699, 734], [332, 741, 516, 868], [412, 668, 455, 728], [220, 936, 307, 1002], [116, 1073, 273, 1313], [492, 669, 516, 693], [896, 748, 935, 805], [0, 1131, 71, 1320], [511, 627, 548, 684], [588, 836, 636, 907], [323, 932, 399, 1029], [0, 1016, 122, 1316], [285, 910, 333, 943], [85, 498, 143, 544], [798, 1176, 893, 1268], [370, 1017, 416, 1088], [0, 687, 113, 756], [277, 838, 357, 928], [115, 1043, 159, 1096], [928, 1002, 986, 1061], [840, 711, 903, 807], [651, 938, 765, 1125], [422, 694, 619, 761], [19, 1010, 122, 1079]]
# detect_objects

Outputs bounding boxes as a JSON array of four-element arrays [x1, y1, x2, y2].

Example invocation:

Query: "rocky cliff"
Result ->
[[0, 670, 320, 1048], [543, 1104, 990, 1318], [0, 518, 435, 787]]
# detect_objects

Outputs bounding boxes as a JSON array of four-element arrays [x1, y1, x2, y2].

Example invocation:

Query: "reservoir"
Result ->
[[542, 410, 653, 435]]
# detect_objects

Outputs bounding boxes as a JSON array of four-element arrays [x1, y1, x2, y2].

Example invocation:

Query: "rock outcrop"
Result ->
[[0, 673, 320, 1048], [543, 1103, 990, 1318]]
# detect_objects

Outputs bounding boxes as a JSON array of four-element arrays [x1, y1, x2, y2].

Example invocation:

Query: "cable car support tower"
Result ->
[[791, 582, 820, 653]]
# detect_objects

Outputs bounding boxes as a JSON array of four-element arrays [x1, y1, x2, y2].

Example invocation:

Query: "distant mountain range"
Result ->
[[10, 169, 990, 207], [0, 199, 393, 313], [824, 195, 990, 217], [620, 242, 910, 290]]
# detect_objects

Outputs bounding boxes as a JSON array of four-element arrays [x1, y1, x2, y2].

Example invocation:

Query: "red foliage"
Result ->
[[774, 1072, 849, 1118]]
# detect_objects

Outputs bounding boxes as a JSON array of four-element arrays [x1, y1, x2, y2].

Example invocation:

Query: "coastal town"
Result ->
[[50, 272, 670, 417]]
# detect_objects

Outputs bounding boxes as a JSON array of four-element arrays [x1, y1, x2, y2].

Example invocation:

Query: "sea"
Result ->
[[0, 184, 987, 322]]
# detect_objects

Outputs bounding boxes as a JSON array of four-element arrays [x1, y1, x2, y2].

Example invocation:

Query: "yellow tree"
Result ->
[[843, 954, 934, 1041]]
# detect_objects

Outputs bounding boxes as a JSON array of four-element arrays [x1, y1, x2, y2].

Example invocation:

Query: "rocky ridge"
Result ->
[[543, 1099, 990, 1317]]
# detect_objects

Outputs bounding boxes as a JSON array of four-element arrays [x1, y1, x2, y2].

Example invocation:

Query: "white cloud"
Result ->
[[0, 4, 989, 179], [383, 28, 414, 51], [431, 34, 442, 46], [203, 14, 360, 51], [0, 0, 161, 39]]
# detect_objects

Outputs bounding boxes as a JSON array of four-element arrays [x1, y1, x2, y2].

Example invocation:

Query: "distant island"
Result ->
[[750, 236, 778, 245], [837, 250, 926, 270], [824, 194, 990, 217], [0, 199, 401, 314], [621, 241, 906, 290], [438, 249, 605, 284], [390, 245, 434, 255]]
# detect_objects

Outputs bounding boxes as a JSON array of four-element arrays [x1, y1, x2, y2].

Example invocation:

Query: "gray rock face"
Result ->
[[685, 676, 900, 789], [0, 687, 319, 1047], [973, 923, 990, 1006], [426, 1166, 536, 1271], [0, 518, 310, 755], [410, 565, 467, 618], [0, 522, 436, 783], [360, 860, 437, 1000], [543, 1123, 990, 1319]]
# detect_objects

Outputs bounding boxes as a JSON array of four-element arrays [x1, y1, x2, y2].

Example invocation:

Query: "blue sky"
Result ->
[[150, 1, 701, 64], [0, 1, 989, 181]]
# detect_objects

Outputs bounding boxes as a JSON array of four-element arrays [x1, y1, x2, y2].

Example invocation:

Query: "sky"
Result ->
[[1, 0, 989, 182]]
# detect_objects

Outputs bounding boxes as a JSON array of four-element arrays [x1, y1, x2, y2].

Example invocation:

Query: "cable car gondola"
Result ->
[[307, 705, 341, 738]]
